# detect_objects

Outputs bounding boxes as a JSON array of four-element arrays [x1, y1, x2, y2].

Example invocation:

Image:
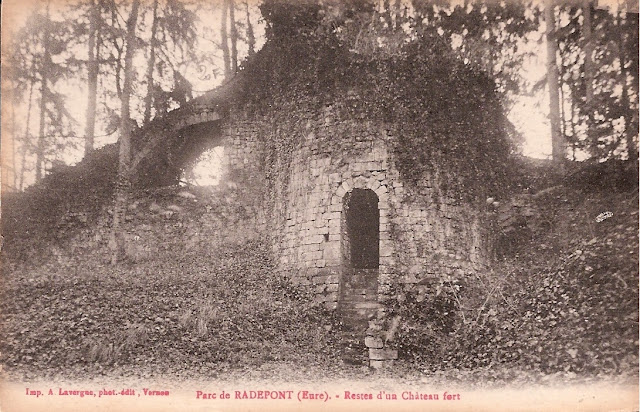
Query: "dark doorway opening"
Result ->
[[344, 188, 380, 269], [340, 188, 380, 318], [339, 188, 380, 363]]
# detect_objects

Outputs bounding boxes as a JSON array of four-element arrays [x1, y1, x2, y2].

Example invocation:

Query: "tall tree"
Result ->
[[143, 0, 160, 124], [554, 1, 638, 162], [409, 0, 541, 106], [220, 0, 231, 78], [1, 83, 18, 192], [141, 0, 197, 122], [36, 2, 53, 182], [19, 81, 35, 190], [229, 0, 238, 73], [245, 1, 255, 56], [111, 0, 140, 264], [616, 8, 638, 164], [545, 0, 565, 162], [7, 4, 77, 184], [84, 0, 102, 156], [582, 0, 596, 156]]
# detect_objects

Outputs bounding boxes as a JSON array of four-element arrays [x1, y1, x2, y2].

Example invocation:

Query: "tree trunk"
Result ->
[[111, 0, 140, 264], [111, 7, 124, 98], [570, 84, 578, 161], [545, 0, 564, 163], [143, 0, 159, 124], [85, 0, 100, 156], [4, 93, 18, 191], [617, 12, 638, 165], [36, 2, 52, 182], [220, 0, 230, 78], [229, 0, 238, 74], [245, 2, 255, 56], [559, 48, 566, 140], [19, 80, 35, 191], [583, 0, 596, 158]]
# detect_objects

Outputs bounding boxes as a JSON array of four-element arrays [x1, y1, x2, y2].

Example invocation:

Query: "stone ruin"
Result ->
[[128, 73, 494, 368]]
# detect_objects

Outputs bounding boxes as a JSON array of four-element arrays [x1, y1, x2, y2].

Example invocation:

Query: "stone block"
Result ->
[[354, 176, 367, 187], [380, 245, 393, 258], [369, 360, 393, 370], [369, 348, 398, 361], [310, 226, 327, 236], [313, 294, 327, 305], [328, 219, 341, 231], [307, 250, 323, 260], [323, 242, 341, 261], [367, 161, 380, 171], [375, 185, 388, 195], [365, 336, 384, 349], [309, 234, 325, 244], [304, 243, 321, 252]]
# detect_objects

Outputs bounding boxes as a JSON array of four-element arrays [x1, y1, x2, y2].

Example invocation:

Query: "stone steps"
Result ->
[[337, 301, 384, 365]]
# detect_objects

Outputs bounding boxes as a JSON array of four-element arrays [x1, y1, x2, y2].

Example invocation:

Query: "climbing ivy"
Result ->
[[237, 30, 515, 204]]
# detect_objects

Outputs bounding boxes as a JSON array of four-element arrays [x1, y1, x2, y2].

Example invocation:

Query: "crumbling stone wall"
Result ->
[[187, 96, 493, 367], [215, 99, 490, 307]]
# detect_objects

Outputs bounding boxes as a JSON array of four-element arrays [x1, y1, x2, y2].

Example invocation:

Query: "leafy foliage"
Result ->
[[240, 28, 514, 202], [555, 4, 638, 161], [2, 145, 118, 263], [2, 154, 637, 384], [1, 188, 345, 380], [383, 169, 638, 377]]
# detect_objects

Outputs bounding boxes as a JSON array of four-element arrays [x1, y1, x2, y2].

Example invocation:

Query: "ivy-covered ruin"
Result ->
[[4, 29, 515, 368]]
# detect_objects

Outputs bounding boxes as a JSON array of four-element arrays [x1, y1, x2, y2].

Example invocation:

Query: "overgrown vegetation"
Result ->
[[385, 161, 638, 378], [2, 161, 637, 383], [1, 187, 346, 380], [1, 0, 636, 385], [1, 145, 118, 263], [240, 29, 514, 203]]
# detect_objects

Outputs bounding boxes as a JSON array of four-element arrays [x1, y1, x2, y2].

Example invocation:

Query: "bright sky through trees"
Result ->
[[4, 0, 635, 189]]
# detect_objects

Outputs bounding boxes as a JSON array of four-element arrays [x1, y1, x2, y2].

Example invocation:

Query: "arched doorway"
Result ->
[[340, 188, 380, 313]]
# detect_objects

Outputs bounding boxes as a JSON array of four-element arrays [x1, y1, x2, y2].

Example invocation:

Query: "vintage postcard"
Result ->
[[1, 0, 638, 410]]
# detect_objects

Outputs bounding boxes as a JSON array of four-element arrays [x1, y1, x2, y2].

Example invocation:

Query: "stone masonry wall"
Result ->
[[185, 98, 493, 368], [215, 101, 490, 311]]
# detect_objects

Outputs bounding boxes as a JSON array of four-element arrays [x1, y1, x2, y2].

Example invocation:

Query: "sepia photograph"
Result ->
[[0, 0, 638, 410]]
